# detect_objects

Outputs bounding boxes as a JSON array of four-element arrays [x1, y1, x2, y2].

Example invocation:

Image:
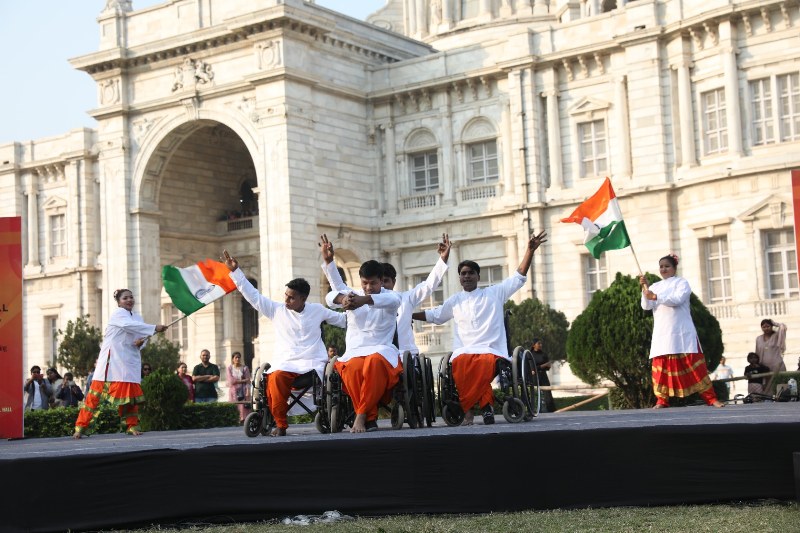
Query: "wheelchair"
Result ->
[[320, 350, 436, 433], [437, 346, 541, 427], [243, 362, 327, 437]]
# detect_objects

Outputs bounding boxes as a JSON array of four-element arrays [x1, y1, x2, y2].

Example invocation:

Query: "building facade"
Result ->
[[1, 0, 798, 389]]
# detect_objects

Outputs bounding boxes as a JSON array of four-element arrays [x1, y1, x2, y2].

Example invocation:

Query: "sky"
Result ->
[[0, 0, 387, 145]]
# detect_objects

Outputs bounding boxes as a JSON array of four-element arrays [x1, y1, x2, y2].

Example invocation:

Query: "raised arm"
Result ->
[[408, 233, 452, 307], [517, 230, 548, 276], [319, 234, 350, 293]]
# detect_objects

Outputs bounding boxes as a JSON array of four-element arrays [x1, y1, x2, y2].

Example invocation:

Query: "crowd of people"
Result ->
[[23, 231, 794, 437]]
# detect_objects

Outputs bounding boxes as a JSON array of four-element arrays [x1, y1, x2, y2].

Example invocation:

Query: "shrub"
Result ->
[[56, 315, 102, 380], [140, 334, 181, 373], [140, 370, 189, 431], [23, 406, 119, 438], [504, 298, 570, 361]]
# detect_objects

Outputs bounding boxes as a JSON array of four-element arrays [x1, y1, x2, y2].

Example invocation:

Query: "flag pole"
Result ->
[[166, 314, 189, 328], [629, 240, 644, 277]]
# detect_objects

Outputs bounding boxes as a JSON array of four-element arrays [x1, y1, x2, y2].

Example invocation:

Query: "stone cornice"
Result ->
[[70, 7, 426, 77]]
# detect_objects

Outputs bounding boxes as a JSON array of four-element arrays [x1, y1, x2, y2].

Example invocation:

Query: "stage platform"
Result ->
[[3, 403, 799, 532]]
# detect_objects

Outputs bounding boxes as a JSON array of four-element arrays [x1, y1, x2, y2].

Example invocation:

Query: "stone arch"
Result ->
[[404, 128, 438, 152], [133, 115, 261, 365], [460, 116, 498, 143], [132, 110, 262, 211]]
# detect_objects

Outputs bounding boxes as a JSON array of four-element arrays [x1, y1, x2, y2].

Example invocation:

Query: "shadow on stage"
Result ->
[[3, 403, 799, 532]]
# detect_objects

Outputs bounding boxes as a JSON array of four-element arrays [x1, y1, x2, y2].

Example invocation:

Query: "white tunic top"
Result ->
[[322, 259, 448, 356], [325, 281, 402, 367], [95, 308, 157, 383], [230, 268, 346, 378], [640, 275, 700, 359], [425, 272, 526, 361]]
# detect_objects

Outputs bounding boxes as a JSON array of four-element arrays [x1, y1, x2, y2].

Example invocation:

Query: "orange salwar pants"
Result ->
[[335, 354, 402, 421], [267, 370, 301, 429], [75, 380, 145, 434], [452, 353, 500, 413]]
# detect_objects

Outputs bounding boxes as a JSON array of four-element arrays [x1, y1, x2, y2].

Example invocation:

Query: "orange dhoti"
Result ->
[[267, 370, 301, 429], [651, 352, 718, 406], [334, 354, 402, 421], [452, 353, 500, 413], [75, 380, 145, 435]]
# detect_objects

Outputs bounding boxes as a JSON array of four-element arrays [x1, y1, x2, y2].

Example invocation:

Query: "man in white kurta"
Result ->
[[323, 258, 402, 433], [223, 250, 346, 436], [414, 231, 547, 425], [320, 233, 451, 358]]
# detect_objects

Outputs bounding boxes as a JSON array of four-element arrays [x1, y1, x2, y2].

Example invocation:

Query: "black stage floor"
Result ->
[[3, 403, 799, 533]]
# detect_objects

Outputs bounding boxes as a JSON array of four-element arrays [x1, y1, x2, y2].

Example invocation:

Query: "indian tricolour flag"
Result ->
[[561, 177, 631, 259], [162, 259, 236, 316]]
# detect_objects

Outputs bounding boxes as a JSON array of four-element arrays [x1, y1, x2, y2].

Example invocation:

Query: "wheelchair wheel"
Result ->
[[442, 403, 465, 427], [420, 355, 435, 427], [391, 402, 405, 430], [325, 357, 343, 433], [402, 351, 419, 429], [243, 411, 264, 438], [502, 397, 526, 423], [314, 411, 330, 434], [520, 350, 541, 419]]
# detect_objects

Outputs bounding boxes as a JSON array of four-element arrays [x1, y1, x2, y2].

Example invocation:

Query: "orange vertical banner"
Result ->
[[0, 217, 23, 439], [793, 170, 800, 291]]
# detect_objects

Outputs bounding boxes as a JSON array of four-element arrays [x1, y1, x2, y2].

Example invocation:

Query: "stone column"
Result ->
[[389, 250, 402, 286], [480, 0, 493, 19], [614, 75, 632, 179], [406, 0, 417, 35], [534, 0, 549, 16], [383, 122, 399, 215], [416, 0, 428, 37], [721, 44, 743, 157], [544, 89, 563, 188], [441, 91, 456, 206], [674, 59, 697, 167], [24, 173, 39, 270], [499, 94, 515, 197], [442, 0, 453, 25]]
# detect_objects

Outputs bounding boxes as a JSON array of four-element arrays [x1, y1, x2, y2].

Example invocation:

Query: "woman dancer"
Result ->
[[639, 254, 723, 408], [73, 289, 168, 438]]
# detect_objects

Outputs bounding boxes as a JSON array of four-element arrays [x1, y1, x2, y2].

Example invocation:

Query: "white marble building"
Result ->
[[1, 0, 798, 391]]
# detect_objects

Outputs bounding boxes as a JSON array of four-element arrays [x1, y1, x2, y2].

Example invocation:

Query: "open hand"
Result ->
[[528, 230, 548, 252], [222, 249, 238, 271], [438, 233, 452, 262], [319, 234, 335, 264]]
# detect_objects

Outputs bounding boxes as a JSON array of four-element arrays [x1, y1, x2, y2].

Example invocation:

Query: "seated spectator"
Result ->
[[744, 352, 771, 399]]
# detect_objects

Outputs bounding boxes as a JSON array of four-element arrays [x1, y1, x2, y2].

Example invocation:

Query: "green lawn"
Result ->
[[122, 502, 797, 532]]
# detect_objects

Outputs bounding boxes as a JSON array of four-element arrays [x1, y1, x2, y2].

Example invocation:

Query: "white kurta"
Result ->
[[425, 272, 526, 361], [325, 284, 402, 367], [322, 259, 448, 355], [230, 268, 346, 378], [640, 275, 700, 359], [94, 308, 157, 384]]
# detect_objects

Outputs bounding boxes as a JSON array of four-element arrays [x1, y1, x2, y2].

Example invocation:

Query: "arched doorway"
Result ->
[[139, 120, 260, 370]]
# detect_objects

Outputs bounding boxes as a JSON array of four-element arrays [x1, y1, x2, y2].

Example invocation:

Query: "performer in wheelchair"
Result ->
[[222, 249, 346, 436], [412, 229, 547, 425], [320, 253, 402, 433], [321, 233, 451, 360]]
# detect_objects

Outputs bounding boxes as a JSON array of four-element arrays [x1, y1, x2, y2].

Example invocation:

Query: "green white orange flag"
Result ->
[[162, 259, 236, 316], [561, 177, 632, 259]]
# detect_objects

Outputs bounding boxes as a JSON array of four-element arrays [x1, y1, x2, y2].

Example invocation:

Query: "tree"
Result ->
[[322, 321, 346, 356], [504, 298, 570, 360], [140, 334, 182, 373], [56, 315, 102, 379], [567, 272, 724, 409]]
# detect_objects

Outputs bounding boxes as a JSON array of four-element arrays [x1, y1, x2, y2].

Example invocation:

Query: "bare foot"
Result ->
[[462, 411, 474, 426], [127, 429, 143, 436], [351, 413, 367, 433], [653, 404, 668, 409], [72, 431, 82, 439], [270, 427, 287, 436], [710, 400, 725, 408]]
